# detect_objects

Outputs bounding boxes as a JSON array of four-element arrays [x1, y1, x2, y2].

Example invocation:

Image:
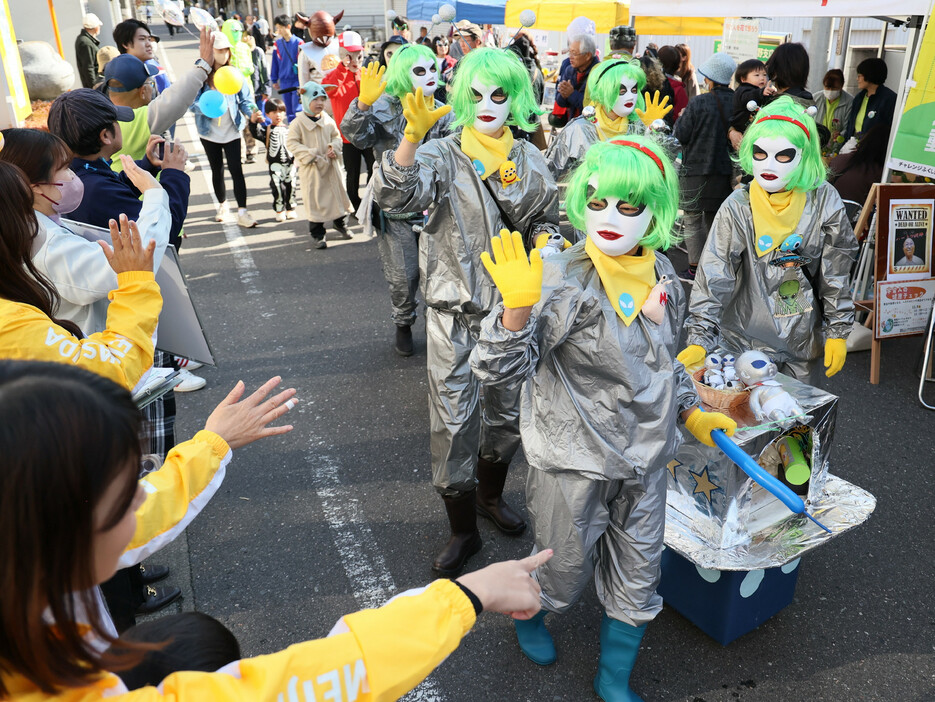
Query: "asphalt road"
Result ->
[[149, 27, 935, 702]]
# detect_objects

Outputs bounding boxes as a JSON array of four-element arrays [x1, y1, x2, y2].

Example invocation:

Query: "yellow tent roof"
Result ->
[[504, 0, 724, 36]]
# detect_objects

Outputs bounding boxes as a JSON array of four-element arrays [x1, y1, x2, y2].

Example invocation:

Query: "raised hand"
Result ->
[[203, 376, 297, 450], [358, 61, 387, 107], [402, 88, 451, 144], [635, 90, 672, 127], [99, 215, 156, 274], [480, 229, 543, 310]]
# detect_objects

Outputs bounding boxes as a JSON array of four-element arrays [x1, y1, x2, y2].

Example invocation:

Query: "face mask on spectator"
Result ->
[[825, 89, 842, 101], [35, 170, 85, 219]]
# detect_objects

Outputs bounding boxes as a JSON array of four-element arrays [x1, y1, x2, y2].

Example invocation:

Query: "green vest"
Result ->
[[111, 106, 151, 173]]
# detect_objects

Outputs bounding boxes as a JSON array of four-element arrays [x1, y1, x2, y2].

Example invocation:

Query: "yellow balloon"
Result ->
[[214, 66, 244, 95]]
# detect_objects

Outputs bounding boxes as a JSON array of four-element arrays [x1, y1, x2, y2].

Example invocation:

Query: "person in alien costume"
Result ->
[[221, 19, 255, 81], [678, 96, 858, 384], [372, 47, 559, 576], [470, 137, 736, 702], [543, 58, 673, 182], [341, 43, 455, 356]]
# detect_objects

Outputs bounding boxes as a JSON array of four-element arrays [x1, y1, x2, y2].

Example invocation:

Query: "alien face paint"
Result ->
[[611, 76, 639, 118], [471, 79, 511, 135], [583, 177, 653, 256], [751, 136, 802, 193], [409, 57, 438, 94]]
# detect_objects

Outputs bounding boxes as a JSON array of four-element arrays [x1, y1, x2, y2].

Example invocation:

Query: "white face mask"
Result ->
[[825, 89, 842, 101], [471, 79, 511, 135], [584, 177, 653, 256], [611, 77, 639, 118], [751, 136, 802, 193], [409, 57, 438, 94]]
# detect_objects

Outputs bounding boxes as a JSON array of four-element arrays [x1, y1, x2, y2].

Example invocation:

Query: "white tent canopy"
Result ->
[[628, 0, 929, 18]]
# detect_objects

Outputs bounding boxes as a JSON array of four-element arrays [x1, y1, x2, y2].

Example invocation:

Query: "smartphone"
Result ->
[[155, 141, 166, 161]]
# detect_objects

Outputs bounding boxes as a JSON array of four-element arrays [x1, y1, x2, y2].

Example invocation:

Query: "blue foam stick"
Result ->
[[711, 429, 832, 534]]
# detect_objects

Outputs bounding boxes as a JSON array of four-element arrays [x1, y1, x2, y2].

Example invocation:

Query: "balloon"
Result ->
[[519, 9, 537, 27], [711, 429, 831, 533], [431, 13, 441, 24], [386, 9, 398, 20], [438, 3, 456, 21], [214, 66, 244, 95], [198, 90, 226, 118], [189, 7, 219, 32], [154, 0, 184, 26]]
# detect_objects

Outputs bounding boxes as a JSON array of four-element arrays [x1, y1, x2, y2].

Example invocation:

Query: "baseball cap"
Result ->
[[82, 13, 103, 29], [340, 31, 363, 52], [103, 53, 159, 93], [48, 89, 134, 150], [213, 31, 232, 50]]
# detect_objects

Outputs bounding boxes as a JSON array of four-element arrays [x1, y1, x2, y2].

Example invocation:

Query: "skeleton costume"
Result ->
[[372, 47, 559, 576], [684, 97, 857, 383], [249, 120, 297, 213], [342, 49, 455, 330]]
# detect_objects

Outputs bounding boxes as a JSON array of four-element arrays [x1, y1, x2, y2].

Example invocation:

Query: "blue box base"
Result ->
[[658, 548, 801, 645]]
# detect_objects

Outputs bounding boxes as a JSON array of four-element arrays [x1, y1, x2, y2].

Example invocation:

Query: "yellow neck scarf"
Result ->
[[749, 182, 807, 257], [594, 105, 631, 140], [585, 237, 657, 326], [461, 126, 514, 180]]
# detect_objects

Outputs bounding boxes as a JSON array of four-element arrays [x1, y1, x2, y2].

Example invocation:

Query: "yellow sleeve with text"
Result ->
[[119, 430, 232, 568], [0, 272, 161, 390], [4, 579, 476, 702]]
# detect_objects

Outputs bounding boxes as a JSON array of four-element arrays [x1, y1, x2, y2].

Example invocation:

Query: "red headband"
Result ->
[[609, 139, 666, 177], [754, 114, 810, 139]]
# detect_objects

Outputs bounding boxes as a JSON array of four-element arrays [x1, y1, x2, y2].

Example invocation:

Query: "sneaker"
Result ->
[[286, 209, 297, 220], [678, 266, 697, 283], [173, 356, 203, 371], [237, 211, 257, 228], [215, 202, 229, 222], [275, 211, 287, 222], [314, 238, 327, 249], [244, 153, 256, 164], [174, 368, 207, 392], [332, 219, 351, 239]]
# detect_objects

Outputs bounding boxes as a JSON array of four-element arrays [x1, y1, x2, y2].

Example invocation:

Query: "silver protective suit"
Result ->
[[471, 246, 699, 625], [341, 95, 454, 326], [686, 182, 857, 383], [543, 116, 646, 182], [373, 133, 559, 494]]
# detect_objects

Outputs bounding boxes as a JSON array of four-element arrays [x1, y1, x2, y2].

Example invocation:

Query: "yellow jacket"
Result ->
[[0, 271, 161, 391]]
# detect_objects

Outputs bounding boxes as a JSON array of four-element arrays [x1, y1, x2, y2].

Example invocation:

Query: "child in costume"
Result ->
[[271, 15, 302, 120], [372, 47, 559, 576], [249, 98, 297, 221], [341, 44, 455, 356], [285, 81, 352, 249], [470, 138, 736, 702], [544, 59, 672, 182], [679, 96, 858, 383]]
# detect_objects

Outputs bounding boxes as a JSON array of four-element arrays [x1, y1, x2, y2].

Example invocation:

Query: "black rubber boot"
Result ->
[[395, 325, 414, 356], [476, 457, 526, 535], [432, 491, 483, 576]]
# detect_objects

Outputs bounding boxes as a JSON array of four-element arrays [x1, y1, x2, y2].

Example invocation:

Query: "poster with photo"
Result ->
[[887, 199, 933, 281]]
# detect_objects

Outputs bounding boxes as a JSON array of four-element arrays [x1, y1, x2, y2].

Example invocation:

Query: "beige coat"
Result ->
[[286, 112, 351, 223]]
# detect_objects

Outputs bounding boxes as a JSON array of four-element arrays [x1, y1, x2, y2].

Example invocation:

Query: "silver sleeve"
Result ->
[[817, 186, 859, 339], [340, 98, 378, 150]]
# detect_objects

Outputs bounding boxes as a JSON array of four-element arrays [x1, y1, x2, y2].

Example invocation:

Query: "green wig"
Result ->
[[449, 47, 541, 132], [586, 59, 646, 122], [738, 95, 826, 192], [565, 137, 681, 251], [385, 43, 439, 99]]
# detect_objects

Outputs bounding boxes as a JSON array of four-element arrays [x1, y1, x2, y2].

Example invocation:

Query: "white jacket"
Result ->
[[31, 188, 171, 335]]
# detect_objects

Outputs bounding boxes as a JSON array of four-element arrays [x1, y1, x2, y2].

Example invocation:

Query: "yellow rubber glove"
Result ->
[[534, 232, 572, 250], [676, 344, 707, 368], [402, 88, 453, 144], [635, 91, 673, 127], [358, 62, 387, 107], [684, 407, 737, 448], [824, 337, 847, 377], [480, 229, 543, 309]]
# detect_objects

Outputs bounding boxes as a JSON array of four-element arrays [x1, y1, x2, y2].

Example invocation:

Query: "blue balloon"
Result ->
[[198, 90, 226, 119]]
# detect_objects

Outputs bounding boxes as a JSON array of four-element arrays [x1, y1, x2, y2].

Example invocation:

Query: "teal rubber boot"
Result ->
[[514, 610, 557, 665], [593, 614, 646, 702]]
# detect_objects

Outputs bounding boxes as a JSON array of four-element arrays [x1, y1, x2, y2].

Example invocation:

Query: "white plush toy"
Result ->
[[735, 350, 805, 421]]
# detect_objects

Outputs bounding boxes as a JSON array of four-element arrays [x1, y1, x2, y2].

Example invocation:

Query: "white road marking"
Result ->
[[159, 41, 442, 702]]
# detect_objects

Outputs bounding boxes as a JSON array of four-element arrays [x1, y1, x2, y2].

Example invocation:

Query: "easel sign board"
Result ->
[[875, 279, 935, 339], [64, 220, 217, 366], [875, 184, 935, 284]]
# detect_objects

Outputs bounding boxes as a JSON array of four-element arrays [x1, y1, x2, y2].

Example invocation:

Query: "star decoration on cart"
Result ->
[[667, 459, 683, 478], [689, 467, 721, 503]]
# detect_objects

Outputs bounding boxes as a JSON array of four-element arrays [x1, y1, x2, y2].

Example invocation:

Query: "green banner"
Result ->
[[888, 18, 935, 178]]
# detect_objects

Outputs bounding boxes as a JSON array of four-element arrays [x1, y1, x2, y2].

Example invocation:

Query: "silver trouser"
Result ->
[[526, 467, 667, 627], [426, 307, 522, 496], [376, 216, 421, 327], [681, 210, 718, 266]]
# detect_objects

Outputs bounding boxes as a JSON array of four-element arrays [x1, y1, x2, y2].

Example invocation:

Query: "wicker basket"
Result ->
[[692, 368, 750, 411]]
